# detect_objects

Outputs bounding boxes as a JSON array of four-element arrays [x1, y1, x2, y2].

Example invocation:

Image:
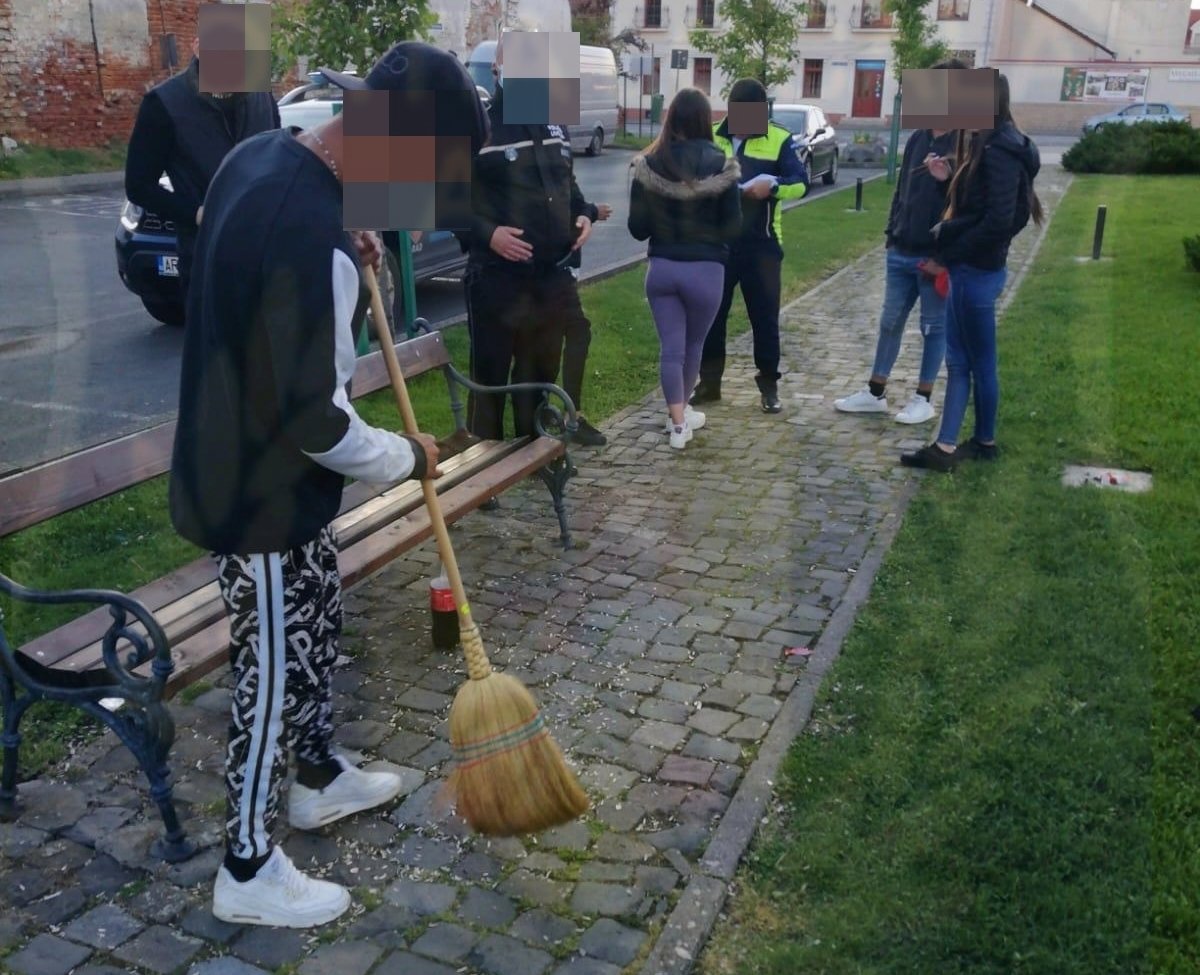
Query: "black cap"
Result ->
[[319, 41, 489, 149]]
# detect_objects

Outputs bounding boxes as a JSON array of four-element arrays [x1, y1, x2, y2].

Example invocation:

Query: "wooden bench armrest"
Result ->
[[0, 571, 173, 707]]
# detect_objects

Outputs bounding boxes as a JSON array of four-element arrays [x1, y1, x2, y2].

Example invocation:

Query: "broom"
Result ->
[[362, 259, 589, 836]]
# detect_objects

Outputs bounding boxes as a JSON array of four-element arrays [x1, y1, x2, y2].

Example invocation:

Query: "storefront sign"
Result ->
[[1060, 67, 1149, 102], [1168, 67, 1200, 82]]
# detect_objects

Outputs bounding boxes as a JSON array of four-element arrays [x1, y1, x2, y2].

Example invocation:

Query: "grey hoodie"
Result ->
[[628, 139, 742, 262]]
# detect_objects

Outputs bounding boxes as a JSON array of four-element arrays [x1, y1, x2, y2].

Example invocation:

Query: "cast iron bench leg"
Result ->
[[538, 454, 573, 550]]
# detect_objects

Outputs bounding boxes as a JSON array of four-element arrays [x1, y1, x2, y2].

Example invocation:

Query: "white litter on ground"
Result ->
[[1061, 465, 1152, 494]]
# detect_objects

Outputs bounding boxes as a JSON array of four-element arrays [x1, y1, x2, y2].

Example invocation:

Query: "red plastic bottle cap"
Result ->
[[430, 587, 456, 612]]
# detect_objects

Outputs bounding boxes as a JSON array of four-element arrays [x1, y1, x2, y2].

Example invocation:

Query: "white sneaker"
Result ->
[[669, 422, 692, 450], [664, 406, 706, 432], [895, 394, 936, 425], [212, 846, 350, 928], [834, 388, 889, 413], [289, 755, 403, 830]]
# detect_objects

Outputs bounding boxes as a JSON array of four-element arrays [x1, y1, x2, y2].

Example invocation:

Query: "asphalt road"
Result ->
[[0, 149, 879, 473]]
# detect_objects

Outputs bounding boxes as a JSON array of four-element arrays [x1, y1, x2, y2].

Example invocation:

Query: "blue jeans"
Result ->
[[937, 264, 1008, 447], [871, 249, 947, 387]]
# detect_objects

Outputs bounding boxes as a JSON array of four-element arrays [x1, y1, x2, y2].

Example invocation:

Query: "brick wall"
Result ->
[[0, 0, 206, 149]]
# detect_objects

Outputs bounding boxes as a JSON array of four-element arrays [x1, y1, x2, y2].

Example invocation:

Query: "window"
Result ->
[[696, 0, 715, 28], [805, 0, 827, 28], [642, 57, 661, 95], [859, 1, 893, 28], [644, 0, 662, 29], [1147, 103, 1168, 115], [693, 57, 712, 95], [803, 59, 823, 99], [938, 0, 970, 21]]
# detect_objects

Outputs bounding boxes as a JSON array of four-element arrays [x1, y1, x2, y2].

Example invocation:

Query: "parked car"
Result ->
[[115, 174, 184, 326], [770, 103, 839, 185], [1083, 102, 1191, 133], [466, 40, 618, 154], [116, 74, 484, 327]]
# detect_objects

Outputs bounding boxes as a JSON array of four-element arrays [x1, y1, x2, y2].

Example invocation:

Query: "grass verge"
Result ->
[[0, 177, 892, 776], [0, 142, 127, 180], [697, 174, 1200, 974]]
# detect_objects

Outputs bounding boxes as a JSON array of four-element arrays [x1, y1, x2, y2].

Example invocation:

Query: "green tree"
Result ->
[[887, 0, 949, 75], [688, 0, 807, 98], [572, 0, 613, 47], [271, 0, 437, 80]]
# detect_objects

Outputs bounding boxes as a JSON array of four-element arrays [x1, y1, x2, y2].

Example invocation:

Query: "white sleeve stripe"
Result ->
[[303, 249, 417, 486]]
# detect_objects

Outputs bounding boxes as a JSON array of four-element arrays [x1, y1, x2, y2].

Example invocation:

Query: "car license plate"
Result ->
[[158, 255, 179, 277]]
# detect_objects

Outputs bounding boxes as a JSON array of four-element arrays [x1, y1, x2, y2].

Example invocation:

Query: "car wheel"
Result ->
[[802, 154, 813, 185], [587, 128, 603, 156], [822, 151, 839, 186], [142, 297, 184, 327]]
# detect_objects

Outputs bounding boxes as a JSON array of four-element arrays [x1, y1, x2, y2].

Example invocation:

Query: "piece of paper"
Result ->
[[738, 173, 779, 191]]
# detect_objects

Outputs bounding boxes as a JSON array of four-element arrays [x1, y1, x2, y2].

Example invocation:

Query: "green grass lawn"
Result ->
[[698, 175, 1200, 974], [0, 177, 893, 776], [0, 142, 127, 180]]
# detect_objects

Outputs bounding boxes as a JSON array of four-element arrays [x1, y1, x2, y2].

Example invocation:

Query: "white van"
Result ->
[[466, 40, 618, 155]]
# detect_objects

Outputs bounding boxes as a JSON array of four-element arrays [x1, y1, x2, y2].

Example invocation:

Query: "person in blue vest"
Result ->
[[124, 33, 280, 316], [692, 78, 809, 414]]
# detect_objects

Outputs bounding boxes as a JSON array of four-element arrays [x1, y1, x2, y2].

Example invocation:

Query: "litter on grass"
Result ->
[[1061, 465, 1152, 494]]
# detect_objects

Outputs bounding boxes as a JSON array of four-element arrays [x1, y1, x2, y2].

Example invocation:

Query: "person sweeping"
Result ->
[[169, 42, 485, 928]]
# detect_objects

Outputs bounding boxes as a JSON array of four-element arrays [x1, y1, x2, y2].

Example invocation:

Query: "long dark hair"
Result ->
[[944, 71, 1044, 226], [640, 87, 713, 185]]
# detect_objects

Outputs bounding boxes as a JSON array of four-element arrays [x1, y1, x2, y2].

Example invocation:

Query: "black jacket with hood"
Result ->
[[885, 128, 958, 256], [627, 139, 742, 263], [934, 122, 1041, 272]]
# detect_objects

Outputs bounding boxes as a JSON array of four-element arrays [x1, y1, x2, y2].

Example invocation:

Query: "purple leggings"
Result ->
[[645, 258, 726, 405]]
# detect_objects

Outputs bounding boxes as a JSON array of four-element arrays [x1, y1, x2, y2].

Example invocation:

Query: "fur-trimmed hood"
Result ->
[[631, 142, 740, 200]]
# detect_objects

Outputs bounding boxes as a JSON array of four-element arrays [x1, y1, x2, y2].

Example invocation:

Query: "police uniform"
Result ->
[[697, 117, 809, 409], [460, 83, 597, 439]]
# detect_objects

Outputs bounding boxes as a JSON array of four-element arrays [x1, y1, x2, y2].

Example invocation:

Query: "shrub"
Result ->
[[1062, 120, 1200, 175], [1185, 235, 1200, 273]]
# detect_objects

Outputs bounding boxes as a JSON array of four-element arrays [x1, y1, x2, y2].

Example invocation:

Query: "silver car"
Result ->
[[1083, 102, 1191, 133]]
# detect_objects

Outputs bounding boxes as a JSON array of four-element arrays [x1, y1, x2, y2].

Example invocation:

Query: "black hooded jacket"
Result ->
[[935, 123, 1041, 271], [886, 128, 958, 256], [627, 140, 742, 262]]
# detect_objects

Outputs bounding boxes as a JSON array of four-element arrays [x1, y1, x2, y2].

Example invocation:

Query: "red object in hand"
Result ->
[[934, 269, 950, 299]]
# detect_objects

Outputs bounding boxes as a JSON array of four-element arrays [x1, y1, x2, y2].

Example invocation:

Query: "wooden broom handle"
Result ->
[[362, 264, 475, 628]]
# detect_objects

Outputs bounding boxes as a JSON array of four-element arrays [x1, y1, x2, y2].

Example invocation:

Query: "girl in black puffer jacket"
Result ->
[[629, 88, 742, 449]]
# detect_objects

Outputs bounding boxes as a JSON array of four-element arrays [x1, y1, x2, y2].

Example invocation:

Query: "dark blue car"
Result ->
[[114, 175, 184, 326]]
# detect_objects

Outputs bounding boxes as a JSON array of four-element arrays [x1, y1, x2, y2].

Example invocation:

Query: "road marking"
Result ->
[[0, 396, 150, 422], [0, 204, 118, 220]]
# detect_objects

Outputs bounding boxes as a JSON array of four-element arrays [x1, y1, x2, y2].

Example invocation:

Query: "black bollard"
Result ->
[[855, 177, 864, 212], [1092, 205, 1107, 260]]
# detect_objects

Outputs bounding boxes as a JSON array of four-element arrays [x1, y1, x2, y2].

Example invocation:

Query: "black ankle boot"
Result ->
[[755, 374, 782, 414], [690, 380, 721, 405]]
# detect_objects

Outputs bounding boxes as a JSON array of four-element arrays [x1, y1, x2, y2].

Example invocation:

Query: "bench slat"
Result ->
[[17, 435, 507, 670], [150, 436, 564, 698], [0, 331, 455, 538], [49, 438, 548, 678]]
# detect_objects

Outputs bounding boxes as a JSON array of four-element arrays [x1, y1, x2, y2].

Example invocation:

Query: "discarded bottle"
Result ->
[[430, 569, 458, 651]]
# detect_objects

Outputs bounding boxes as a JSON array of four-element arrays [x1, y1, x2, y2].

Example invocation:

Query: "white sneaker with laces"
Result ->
[[664, 406, 706, 432], [212, 846, 350, 928], [895, 394, 936, 425], [669, 422, 692, 450], [289, 755, 403, 830], [834, 387, 889, 413]]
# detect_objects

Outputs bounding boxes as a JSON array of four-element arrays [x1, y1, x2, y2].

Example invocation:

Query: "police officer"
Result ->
[[124, 32, 279, 319], [693, 78, 809, 414], [461, 32, 599, 444]]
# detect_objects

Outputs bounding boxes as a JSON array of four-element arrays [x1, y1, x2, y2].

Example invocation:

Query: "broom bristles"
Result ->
[[448, 670, 590, 836]]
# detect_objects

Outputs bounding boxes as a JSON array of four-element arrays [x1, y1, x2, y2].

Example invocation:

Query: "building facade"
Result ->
[[610, 0, 1200, 131]]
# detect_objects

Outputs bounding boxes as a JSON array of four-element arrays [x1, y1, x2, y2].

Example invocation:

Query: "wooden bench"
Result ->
[[0, 327, 576, 861]]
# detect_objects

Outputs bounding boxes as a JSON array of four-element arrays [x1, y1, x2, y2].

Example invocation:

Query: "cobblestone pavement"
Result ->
[[0, 167, 1069, 975]]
